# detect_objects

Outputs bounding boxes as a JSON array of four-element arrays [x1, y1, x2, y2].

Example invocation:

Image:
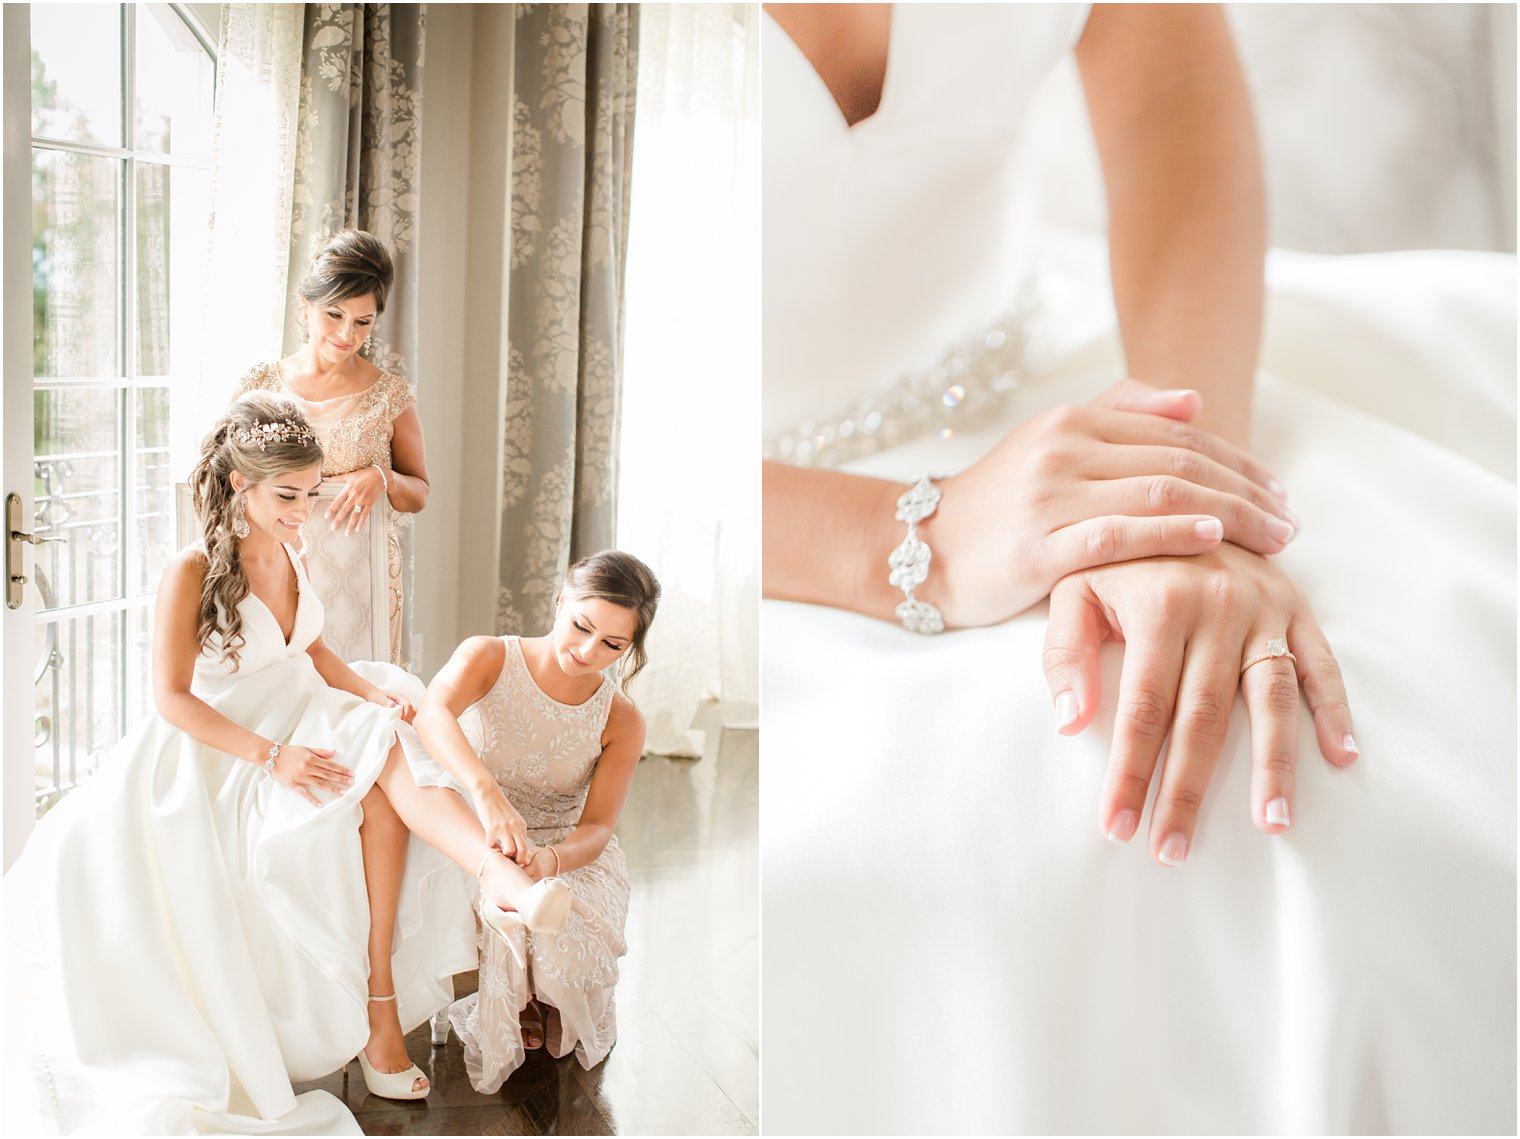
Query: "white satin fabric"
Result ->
[[4, 545, 476, 1134], [761, 7, 1516, 1135]]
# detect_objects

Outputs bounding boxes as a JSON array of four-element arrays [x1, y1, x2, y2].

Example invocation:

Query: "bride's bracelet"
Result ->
[[889, 475, 945, 635]]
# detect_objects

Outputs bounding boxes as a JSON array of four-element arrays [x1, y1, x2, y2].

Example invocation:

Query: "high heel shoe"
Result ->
[[481, 875, 573, 934], [354, 994, 430, 1100], [476, 849, 574, 934]]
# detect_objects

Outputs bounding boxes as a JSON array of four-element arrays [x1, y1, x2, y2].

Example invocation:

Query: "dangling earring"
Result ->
[[231, 493, 250, 539]]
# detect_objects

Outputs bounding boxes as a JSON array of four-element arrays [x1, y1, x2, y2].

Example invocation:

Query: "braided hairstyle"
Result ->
[[562, 551, 661, 690], [189, 392, 323, 669]]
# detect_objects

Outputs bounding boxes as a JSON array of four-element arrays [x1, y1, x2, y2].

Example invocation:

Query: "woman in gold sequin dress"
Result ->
[[236, 231, 427, 664]]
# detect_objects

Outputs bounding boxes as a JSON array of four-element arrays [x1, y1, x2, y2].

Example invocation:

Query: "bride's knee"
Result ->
[[360, 783, 406, 836]]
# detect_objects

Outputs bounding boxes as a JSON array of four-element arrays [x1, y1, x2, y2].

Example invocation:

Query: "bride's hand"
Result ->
[[1040, 542, 1359, 865], [472, 783, 530, 861], [270, 744, 353, 807], [366, 688, 416, 724], [916, 379, 1299, 628], [324, 466, 387, 535]]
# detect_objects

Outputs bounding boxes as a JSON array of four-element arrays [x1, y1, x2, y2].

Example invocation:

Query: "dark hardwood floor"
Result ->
[[293, 711, 758, 1135]]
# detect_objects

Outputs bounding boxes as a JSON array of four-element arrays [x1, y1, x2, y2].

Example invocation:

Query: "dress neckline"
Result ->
[[765, 6, 898, 135], [506, 635, 607, 709], [271, 360, 386, 406], [244, 543, 305, 648]]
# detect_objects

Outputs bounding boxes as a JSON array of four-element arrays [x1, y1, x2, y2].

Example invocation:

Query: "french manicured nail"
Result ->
[[1342, 733, 1359, 756], [1268, 477, 1288, 501], [1158, 833, 1189, 866], [1194, 518, 1223, 542], [1163, 388, 1199, 400], [1106, 810, 1138, 845], [1265, 797, 1292, 828], [1055, 691, 1079, 731], [1267, 516, 1295, 544]]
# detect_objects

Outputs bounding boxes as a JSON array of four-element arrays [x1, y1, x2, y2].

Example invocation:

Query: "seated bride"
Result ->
[[2, 393, 574, 1135]]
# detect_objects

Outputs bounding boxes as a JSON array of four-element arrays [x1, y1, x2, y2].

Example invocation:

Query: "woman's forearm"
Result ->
[[1077, 4, 1266, 448], [762, 461, 907, 614], [156, 689, 274, 766], [383, 468, 429, 514], [542, 822, 614, 875], [413, 706, 500, 802], [307, 641, 375, 699]]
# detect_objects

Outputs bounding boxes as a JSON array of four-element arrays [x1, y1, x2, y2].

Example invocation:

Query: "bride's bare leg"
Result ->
[[357, 783, 427, 1091], [375, 742, 536, 911]]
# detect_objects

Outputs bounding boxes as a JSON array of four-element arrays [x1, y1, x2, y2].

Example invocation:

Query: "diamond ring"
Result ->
[[352, 504, 362, 515], [1241, 638, 1296, 674]]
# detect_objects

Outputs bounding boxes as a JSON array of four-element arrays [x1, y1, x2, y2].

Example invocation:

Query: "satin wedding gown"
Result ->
[[762, 7, 1515, 1134], [3, 543, 476, 1135]]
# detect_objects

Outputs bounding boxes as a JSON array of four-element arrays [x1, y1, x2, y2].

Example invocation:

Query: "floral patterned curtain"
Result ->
[[283, 4, 424, 376], [494, 4, 639, 635]]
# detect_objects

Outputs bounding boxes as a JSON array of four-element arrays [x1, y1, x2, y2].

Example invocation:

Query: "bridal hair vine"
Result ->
[[231, 420, 318, 451]]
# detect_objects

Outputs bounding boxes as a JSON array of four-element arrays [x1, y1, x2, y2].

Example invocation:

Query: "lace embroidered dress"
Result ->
[[236, 362, 414, 664], [414, 636, 628, 1093]]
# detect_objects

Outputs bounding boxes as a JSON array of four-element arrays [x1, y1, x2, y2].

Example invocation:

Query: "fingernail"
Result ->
[[1163, 388, 1199, 400], [1158, 833, 1189, 866], [1342, 733, 1359, 756], [1268, 478, 1288, 501], [1194, 518, 1223, 542], [1106, 810, 1138, 844], [1267, 516, 1295, 544], [1265, 797, 1292, 828], [1055, 691, 1079, 731]]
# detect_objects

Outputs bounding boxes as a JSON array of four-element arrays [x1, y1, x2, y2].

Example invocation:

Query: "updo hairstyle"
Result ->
[[297, 229, 395, 314], [562, 551, 661, 689], [188, 391, 324, 669]]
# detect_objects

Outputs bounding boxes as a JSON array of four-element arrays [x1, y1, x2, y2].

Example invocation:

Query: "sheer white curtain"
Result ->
[[179, 5, 303, 479], [617, 5, 759, 757]]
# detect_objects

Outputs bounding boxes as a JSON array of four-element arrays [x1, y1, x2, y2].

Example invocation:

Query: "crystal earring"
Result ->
[[231, 493, 250, 539]]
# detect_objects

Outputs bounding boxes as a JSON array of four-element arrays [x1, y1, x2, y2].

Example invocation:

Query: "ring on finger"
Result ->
[[1241, 637, 1296, 675], [352, 504, 363, 515]]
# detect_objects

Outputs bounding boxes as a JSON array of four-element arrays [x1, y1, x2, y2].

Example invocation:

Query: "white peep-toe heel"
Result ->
[[353, 994, 430, 1100], [477, 849, 574, 934]]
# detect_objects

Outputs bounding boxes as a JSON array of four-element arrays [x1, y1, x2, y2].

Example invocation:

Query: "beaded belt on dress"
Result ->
[[764, 301, 1037, 468]]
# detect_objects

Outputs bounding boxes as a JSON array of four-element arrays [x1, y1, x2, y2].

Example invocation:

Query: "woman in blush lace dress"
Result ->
[[403, 551, 661, 1092], [235, 230, 426, 664]]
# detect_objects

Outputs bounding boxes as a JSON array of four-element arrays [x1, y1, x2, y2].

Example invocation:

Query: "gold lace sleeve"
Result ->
[[379, 371, 417, 422], [232, 362, 279, 400]]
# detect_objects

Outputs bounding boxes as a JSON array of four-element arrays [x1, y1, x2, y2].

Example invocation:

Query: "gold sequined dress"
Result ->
[[236, 362, 415, 664]]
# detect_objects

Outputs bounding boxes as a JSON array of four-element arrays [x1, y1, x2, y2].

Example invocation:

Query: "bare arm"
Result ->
[[306, 633, 384, 700], [152, 551, 352, 801], [153, 550, 281, 766], [528, 695, 645, 877], [412, 636, 506, 801], [383, 405, 430, 514], [1076, 3, 1266, 448], [763, 461, 905, 620]]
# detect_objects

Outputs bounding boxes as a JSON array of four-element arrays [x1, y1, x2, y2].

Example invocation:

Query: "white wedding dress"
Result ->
[[3, 544, 476, 1135], [762, 7, 1515, 1135]]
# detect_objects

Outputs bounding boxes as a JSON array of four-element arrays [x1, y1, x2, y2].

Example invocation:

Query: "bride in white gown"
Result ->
[[3, 393, 575, 1135], [761, 5, 1514, 1134]]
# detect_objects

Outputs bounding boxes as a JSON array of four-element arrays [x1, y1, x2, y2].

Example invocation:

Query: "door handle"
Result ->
[[6, 493, 66, 610]]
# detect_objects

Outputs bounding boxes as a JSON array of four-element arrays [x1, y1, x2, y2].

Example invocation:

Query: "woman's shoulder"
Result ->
[[233, 361, 282, 395], [369, 368, 417, 419], [603, 686, 645, 739], [159, 545, 209, 601]]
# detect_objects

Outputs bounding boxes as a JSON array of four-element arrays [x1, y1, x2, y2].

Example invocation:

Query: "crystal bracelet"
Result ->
[[888, 475, 945, 634]]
